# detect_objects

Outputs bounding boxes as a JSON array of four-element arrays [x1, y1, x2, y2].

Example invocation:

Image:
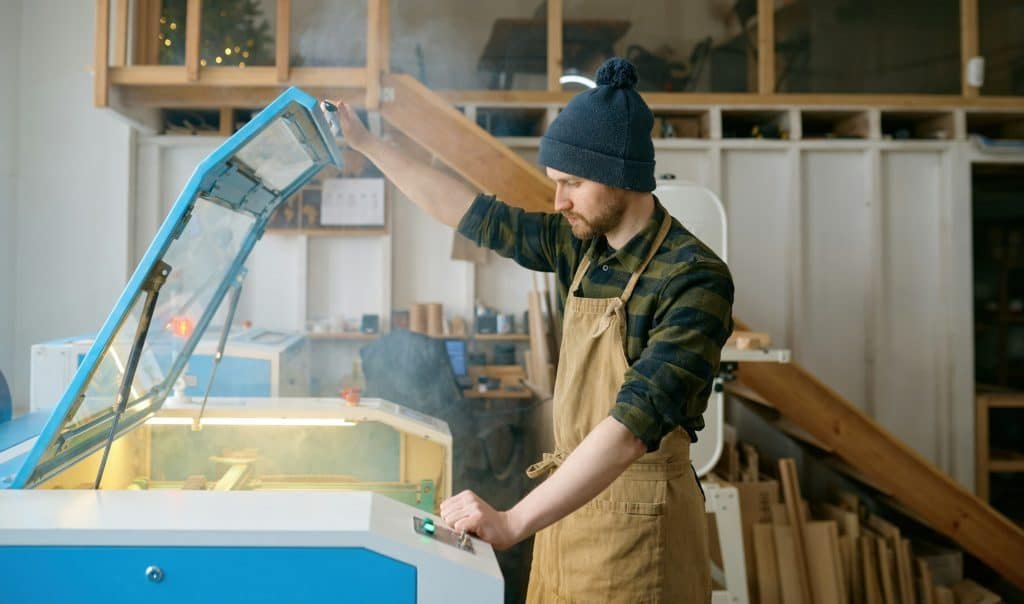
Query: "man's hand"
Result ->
[[440, 490, 521, 551], [329, 99, 373, 152]]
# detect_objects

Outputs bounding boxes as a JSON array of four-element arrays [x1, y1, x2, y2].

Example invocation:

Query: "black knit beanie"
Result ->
[[538, 57, 656, 192]]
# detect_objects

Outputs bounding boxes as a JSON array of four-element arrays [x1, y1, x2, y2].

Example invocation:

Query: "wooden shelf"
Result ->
[[306, 332, 380, 341], [966, 111, 1024, 140], [721, 109, 792, 139], [266, 228, 388, 237], [463, 389, 533, 399], [800, 109, 872, 140], [880, 110, 956, 141], [473, 333, 530, 342], [979, 393, 1024, 408], [989, 457, 1024, 473], [651, 109, 712, 140]]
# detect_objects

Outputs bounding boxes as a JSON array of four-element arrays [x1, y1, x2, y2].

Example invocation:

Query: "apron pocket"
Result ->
[[591, 473, 668, 515], [550, 476, 667, 602], [588, 498, 664, 516]]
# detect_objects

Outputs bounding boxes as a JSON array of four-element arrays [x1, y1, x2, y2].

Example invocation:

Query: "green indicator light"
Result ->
[[423, 519, 435, 535]]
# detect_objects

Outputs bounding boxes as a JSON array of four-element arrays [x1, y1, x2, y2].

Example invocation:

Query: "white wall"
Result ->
[[10, 0, 133, 413], [0, 0, 21, 399], [716, 142, 972, 487]]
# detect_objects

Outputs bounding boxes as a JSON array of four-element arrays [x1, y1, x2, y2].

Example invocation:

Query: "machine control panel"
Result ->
[[414, 516, 475, 554]]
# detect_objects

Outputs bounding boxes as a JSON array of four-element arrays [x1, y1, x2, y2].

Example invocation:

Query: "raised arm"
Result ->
[[332, 100, 476, 228]]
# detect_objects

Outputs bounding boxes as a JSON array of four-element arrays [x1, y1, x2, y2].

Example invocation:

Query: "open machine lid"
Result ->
[[8, 87, 341, 489]]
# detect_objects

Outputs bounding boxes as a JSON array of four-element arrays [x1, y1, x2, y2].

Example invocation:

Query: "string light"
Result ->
[[239, 62, 246, 68], [164, 39, 172, 47], [215, 56, 222, 64], [225, 48, 232, 56], [242, 51, 249, 59], [200, 59, 207, 67], [169, 22, 177, 30]]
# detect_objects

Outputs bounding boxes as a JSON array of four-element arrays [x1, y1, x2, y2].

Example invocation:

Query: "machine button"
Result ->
[[145, 565, 164, 583]]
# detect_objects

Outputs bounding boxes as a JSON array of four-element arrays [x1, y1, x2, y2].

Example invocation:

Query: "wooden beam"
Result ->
[[132, 0, 148, 65], [731, 322, 1024, 588], [961, 0, 979, 97], [118, 84, 366, 108], [438, 90, 1024, 110], [110, 66, 368, 87], [275, 0, 291, 82], [185, 0, 201, 81], [976, 394, 989, 501], [132, 0, 160, 65], [113, 0, 128, 66], [110, 65, 191, 84], [219, 107, 233, 136], [379, 74, 554, 212], [380, 0, 390, 74], [365, 0, 382, 109], [757, 0, 775, 94], [95, 0, 110, 107], [547, 0, 563, 91]]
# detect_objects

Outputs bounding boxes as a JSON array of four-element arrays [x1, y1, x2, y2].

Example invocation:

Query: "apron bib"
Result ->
[[525, 214, 711, 604]]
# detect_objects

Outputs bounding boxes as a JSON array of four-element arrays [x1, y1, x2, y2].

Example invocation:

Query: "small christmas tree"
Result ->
[[159, 0, 273, 68]]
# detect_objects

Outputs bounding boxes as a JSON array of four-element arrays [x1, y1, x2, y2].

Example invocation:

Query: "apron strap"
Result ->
[[620, 212, 673, 304], [568, 254, 592, 294]]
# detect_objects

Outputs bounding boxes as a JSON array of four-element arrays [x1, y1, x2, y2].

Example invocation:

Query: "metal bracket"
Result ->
[[93, 260, 171, 489]]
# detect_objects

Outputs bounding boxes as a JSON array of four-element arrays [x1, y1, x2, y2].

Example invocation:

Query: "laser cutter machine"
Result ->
[[0, 88, 502, 603]]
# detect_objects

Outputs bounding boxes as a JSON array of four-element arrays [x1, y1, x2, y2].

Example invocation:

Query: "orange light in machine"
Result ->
[[167, 316, 195, 339]]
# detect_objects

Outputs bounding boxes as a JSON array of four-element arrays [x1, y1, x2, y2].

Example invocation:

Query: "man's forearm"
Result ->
[[509, 416, 647, 539], [358, 136, 477, 228]]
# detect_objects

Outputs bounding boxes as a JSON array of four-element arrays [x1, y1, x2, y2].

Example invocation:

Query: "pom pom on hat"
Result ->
[[595, 57, 639, 89]]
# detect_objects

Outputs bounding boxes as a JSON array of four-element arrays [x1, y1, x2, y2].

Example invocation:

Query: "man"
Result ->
[[333, 57, 733, 603]]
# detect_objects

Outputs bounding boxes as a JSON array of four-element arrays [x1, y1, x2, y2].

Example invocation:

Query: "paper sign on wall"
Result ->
[[321, 177, 386, 227]]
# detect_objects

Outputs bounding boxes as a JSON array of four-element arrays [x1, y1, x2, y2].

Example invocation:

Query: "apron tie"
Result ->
[[526, 449, 568, 478], [589, 298, 624, 338]]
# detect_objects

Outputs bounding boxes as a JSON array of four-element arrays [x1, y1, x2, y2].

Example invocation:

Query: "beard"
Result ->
[[563, 192, 629, 240]]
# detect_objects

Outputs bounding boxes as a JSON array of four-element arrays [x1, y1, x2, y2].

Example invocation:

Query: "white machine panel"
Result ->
[[0, 489, 503, 603]]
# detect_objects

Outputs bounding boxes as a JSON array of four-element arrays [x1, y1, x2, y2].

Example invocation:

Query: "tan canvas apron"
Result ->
[[524, 214, 711, 604]]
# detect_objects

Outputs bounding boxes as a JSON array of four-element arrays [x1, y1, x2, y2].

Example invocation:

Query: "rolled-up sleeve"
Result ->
[[457, 194, 567, 273], [611, 260, 735, 451]]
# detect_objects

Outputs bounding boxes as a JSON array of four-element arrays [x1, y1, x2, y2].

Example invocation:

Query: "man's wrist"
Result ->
[[505, 504, 534, 544]]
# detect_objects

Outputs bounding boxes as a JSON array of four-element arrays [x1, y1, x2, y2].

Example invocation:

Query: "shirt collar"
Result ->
[[590, 197, 668, 274]]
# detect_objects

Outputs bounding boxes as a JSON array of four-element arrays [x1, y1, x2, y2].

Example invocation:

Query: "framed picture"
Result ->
[[320, 177, 386, 227]]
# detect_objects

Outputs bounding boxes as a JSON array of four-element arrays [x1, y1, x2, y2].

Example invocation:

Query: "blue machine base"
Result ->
[[0, 545, 416, 603]]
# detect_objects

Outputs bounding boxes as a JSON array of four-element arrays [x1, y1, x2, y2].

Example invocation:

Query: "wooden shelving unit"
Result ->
[[266, 228, 389, 237], [95, 0, 1024, 135], [463, 389, 532, 400], [473, 333, 530, 342], [306, 332, 380, 341], [880, 110, 958, 140], [976, 392, 1024, 501]]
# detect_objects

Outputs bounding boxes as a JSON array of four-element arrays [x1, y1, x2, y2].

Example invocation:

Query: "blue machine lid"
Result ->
[[8, 88, 341, 489]]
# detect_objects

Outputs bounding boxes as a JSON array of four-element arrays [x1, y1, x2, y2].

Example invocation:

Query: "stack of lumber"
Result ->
[[714, 440, 1007, 604], [726, 330, 772, 350]]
